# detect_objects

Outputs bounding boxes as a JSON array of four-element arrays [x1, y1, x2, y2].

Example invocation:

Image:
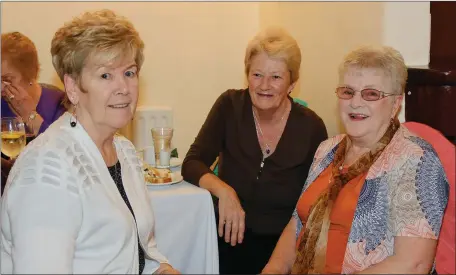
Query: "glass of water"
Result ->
[[151, 127, 173, 168]]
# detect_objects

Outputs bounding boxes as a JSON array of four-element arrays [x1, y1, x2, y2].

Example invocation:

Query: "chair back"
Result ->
[[404, 121, 455, 274]]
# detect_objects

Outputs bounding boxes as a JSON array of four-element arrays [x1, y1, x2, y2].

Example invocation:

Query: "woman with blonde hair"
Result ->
[[261, 45, 449, 274], [182, 27, 327, 274], [1, 10, 179, 274]]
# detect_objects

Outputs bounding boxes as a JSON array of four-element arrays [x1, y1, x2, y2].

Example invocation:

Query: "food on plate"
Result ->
[[143, 164, 172, 184]]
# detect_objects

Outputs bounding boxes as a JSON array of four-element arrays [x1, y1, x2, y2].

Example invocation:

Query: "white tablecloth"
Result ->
[[148, 181, 219, 274]]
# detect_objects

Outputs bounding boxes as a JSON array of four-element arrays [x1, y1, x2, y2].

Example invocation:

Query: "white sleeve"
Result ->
[[5, 148, 82, 273], [142, 196, 169, 274], [140, 167, 169, 274], [143, 233, 170, 274]]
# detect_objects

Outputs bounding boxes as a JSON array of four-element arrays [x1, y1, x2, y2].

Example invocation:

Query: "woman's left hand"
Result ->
[[154, 263, 180, 274], [3, 82, 38, 119]]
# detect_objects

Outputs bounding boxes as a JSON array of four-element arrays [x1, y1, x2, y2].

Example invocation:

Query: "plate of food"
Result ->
[[143, 164, 183, 186]]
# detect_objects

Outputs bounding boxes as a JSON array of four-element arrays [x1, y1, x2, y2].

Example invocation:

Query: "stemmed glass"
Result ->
[[1, 117, 26, 159]]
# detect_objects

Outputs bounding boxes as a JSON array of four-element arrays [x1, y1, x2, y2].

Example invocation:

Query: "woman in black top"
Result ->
[[182, 27, 328, 274]]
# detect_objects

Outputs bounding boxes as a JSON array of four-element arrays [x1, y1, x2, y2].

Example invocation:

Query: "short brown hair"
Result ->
[[338, 45, 408, 95], [51, 9, 145, 108], [1, 32, 40, 83], [244, 27, 301, 84]]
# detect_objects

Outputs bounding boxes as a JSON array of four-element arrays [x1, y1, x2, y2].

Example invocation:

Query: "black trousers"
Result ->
[[218, 227, 281, 274]]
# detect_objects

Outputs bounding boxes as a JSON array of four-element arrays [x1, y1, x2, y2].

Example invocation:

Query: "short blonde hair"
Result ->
[[339, 45, 408, 95], [1, 32, 40, 83], [51, 9, 145, 107], [244, 27, 301, 84]]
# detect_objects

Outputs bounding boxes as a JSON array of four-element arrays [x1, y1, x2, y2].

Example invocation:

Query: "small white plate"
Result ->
[[169, 157, 183, 168], [146, 171, 183, 186]]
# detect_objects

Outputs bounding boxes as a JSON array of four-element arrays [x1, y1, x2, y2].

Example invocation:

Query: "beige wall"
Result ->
[[1, 2, 259, 155], [1, 2, 429, 155], [270, 2, 384, 136], [383, 2, 430, 66]]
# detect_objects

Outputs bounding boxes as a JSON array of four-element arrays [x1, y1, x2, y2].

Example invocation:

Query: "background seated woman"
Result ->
[[1, 32, 67, 194]]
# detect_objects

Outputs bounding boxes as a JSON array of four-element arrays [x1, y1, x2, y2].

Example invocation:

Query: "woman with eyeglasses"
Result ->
[[261, 45, 449, 274]]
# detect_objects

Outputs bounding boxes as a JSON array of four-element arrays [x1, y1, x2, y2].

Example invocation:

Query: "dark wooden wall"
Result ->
[[405, 2, 456, 144]]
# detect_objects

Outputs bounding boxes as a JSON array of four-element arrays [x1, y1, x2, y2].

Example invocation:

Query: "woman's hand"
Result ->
[[2, 82, 38, 119], [198, 173, 246, 246], [217, 184, 246, 246], [154, 263, 180, 274]]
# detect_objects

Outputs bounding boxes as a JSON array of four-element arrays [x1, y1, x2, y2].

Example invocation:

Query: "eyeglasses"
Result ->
[[335, 87, 397, 101]]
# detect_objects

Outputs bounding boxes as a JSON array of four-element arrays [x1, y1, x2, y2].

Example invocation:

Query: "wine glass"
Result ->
[[1, 117, 26, 159]]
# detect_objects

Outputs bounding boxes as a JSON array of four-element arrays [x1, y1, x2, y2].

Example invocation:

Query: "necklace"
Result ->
[[252, 105, 289, 157]]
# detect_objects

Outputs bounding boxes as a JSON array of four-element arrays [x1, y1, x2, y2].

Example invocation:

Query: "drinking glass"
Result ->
[[151, 127, 173, 168], [1, 117, 26, 159]]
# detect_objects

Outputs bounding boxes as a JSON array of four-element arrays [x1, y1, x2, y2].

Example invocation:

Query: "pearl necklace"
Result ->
[[252, 105, 289, 157]]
